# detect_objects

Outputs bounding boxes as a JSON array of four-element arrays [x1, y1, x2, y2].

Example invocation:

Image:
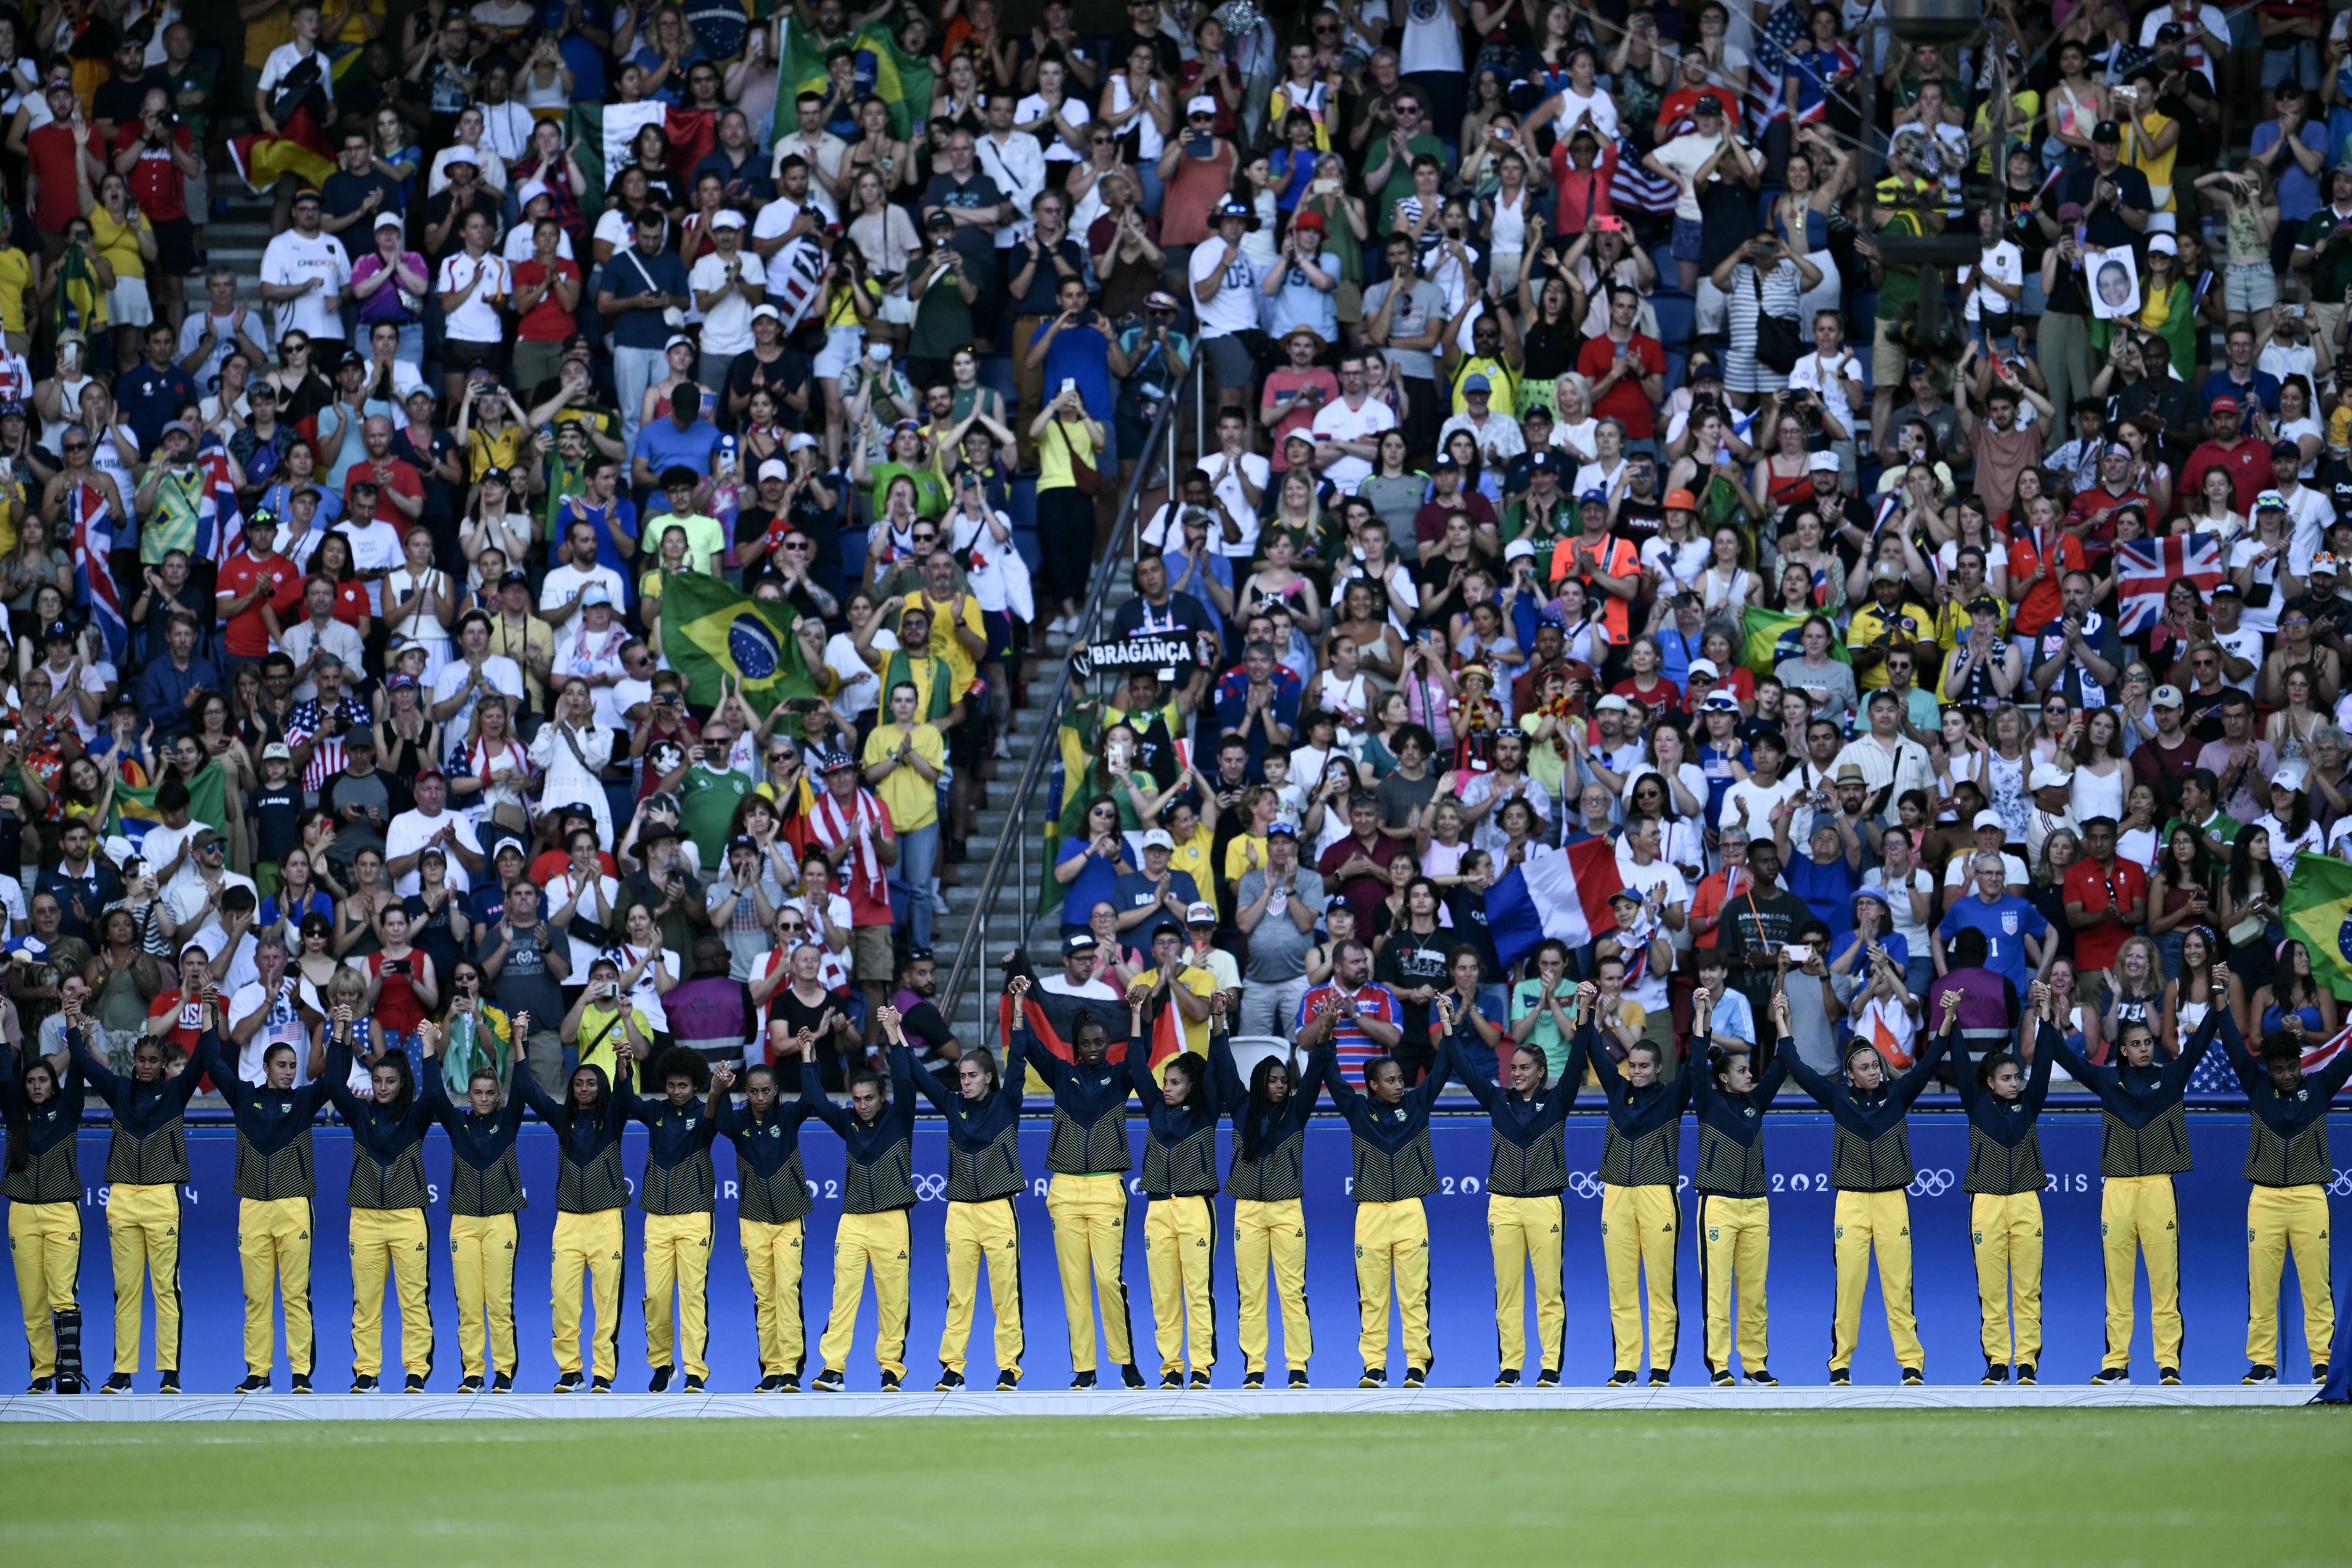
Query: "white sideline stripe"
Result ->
[[0, 1387, 2322, 1421]]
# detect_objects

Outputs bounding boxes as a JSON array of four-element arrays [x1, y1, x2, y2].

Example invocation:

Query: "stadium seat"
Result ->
[[1662, 348, 1688, 396], [1651, 290, 1695, 351], [1010, 473, 1041, 570], [979, 352, 1019, 409]]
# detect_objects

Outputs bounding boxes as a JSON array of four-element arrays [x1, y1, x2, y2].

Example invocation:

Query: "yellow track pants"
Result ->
[[550, 1209, 626, 1380], [2247, 1184, 2334, 1371], [939, 1199, 1022, 1379], [9, 1201, 80, 1380], [642, 1212, 714, 1379], [2099, 1175, 2181, 1373], [819, 1209, 911, 1377], [105, 1182, 180, 1375], [740, 1217, 807, 1378], [1699, 1194, 1769, 1378], [1487, 1193, 1564, 1376], [1354, 1197, 1430, 1373], [1144, 1194, 1217, 1377], [1601, 1183, 1679, 1374], [1233, 1198, 1310, 1375], [449, 1214, 518, 1381], [238, 1197, 313, 1378], [1046, 1173, 1133, 1373], [348, 1207, 433, 1380], [1969, 1191, 2043, 1371], [1831, 1189, 1920, 1375]]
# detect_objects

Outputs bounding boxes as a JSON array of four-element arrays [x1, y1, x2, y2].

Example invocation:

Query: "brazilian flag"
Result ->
[[111, 763, 229, 848], [773, 19, 934, 145], [2284, 853, 2352, 1000], [1038, 697, 1112, 920], [1739, 605, 1853, 678], [665, 575, 821, 717]]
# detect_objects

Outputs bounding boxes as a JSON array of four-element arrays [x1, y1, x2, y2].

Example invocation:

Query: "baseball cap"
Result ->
[[2148, 232, 2178, 256], [1872, 561, 1903, 581], [2256, 489, 2287, 512], [1607, 887, 1644, 906], [1594, 694, 1633, 714], [1527, 449, 1554, 470], [499, 567, 530, 587], [2150, 684, 2185, 708], [1186, 94, 1218, 116], [1291, 209, 1326, 232], [261, 742, 293, 762], [1694, 92, 1724, 113], [1146, 290, 1180, 311], [815, 747, 859, 772], [2271, 441, 2304, 462], [2092, 119, 2122, 142], [711, 208, 747, 230], [1463, 372, 1493, 393], [2210, 394, 2241, 414], [750, 303, 781, 322], [1689, 658, 1720, 681], [1185, 901, 1217, 925], [1063, 931, 1098, 954], [580, 584, 613, 608], [1972, 809, 2006, 832], [1139, 828, 1173, 850], [1267, 820, 1298, 838], [1579, 487, 1609, 507], [727, 834, 759, 854], [758, 457, 790, 482], [373, 211, 405, 232], [2274, 763, 2311, 793], [1700, 691, 1739, 713], [2028, 762, 2074, 791], [2314, 553, 2341, 576], [1664, 488, 1699, 511], [1808, 450, 1839, 473], [1503, 538, 1535, 563]]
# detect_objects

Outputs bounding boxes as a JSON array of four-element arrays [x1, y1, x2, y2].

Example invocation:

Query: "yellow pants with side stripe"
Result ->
[[1601, 1183, 1679, 1374], [551, 1209, 626, 1381], [105, 1182, 180, 1375], [2100, 1175, 2181, 1373], [1970, 1191, 2043, 1371], [1699, 1193, 1769, 1378], [238, 1197, 313, 1378], [1832, 1189, 1920, 1375], [1487, 1193, 1564, 1376], [642, 1211, 714, 1379], [9, 1201, 80, 1379], [1354, 1197, 1430, 1373], [820, 1209, 911, 1378], [348, 1207, 432, 1380], [2247, 1184, 2334, 1371], [1046, 1173, 1134, 1374], [1144, 1195, 1217, 1377], [939, 1199, 1022, 1379], [1233, 1199, 1310, 1375], [740, 1217, 807, 1378], [449, 1213, 518, 1381]]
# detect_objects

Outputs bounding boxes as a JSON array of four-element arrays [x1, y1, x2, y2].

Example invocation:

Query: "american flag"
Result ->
[[767, 234, 830, 334], [1609, 134, 1681, 216], [2115, 534, 2224, 635], [1747, 0, 1809, 131]]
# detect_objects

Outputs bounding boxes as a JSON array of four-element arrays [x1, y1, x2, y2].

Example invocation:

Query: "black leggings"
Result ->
[[1036, 484, 1097, 610]]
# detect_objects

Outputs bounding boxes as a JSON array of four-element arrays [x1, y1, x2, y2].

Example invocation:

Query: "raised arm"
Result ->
[[1887, 1029, 1949, 1109], [2163, 989, 2229, 1094], [798, 1049, 854, 1136], [898, 1042, 955, 1113], [1208, 1028, 1246, 1107], [1442, 1026, 1501, 1111]]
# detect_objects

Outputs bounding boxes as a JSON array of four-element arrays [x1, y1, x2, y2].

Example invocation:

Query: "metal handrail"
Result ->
[[942, 359, 1204, 1040]]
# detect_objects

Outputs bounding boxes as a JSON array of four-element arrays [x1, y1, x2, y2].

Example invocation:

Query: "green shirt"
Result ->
[[2161, 809, 2240, 849], [1874, 209, 1924, 322], [679, 764, 754, 868], [1376, 132, 1445, 234], [2300, 207, 2352, 301], [1508, 979, 1575, 1079]]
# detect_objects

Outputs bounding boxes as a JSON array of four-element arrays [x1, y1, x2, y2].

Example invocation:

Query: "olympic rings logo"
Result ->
[[1566, 1172, 1606, 1201], [2326, 1169, 2352, 1198], [912, 1174, 948, 1202], [1908, 1169, 1956, 1198]]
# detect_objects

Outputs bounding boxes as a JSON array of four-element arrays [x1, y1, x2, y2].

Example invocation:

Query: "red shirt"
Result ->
[[514, 256, 580, 342], [147, 988, 209, 1054], [27, 123, 103, 235], [113, 122, 193, 223], [2062, 855, 2148, 973], [529, 848, 619, 886], [345, 457, 423, 526], [1318, 830, 1406, 931], [216, 549, 304, 658], [330, 578, 371, 629], [2004, 527, 2086, 638], [2179, 436, 2271, 516], [1262, 367, 1339, 470], [1574, 331, 1665, 438], [1548, 143, 1617, 231], [2063, 484, 2151, 565]]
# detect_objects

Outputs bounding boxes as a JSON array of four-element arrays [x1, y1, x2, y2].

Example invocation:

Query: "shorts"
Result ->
[[878, 289, 913, 325], [1670, 216, 1705, 262], [152, 216, 197, 277], [2225, 258, 2279, 315], [2019, 271, 2047, 319], [979, 608, 1013, 663], [1202, 332, 1256, 393], [814, 324, 866, 380], [106, 275, 152, 329], [1871, 316, 1908, 385], [444, 336, 505, 376], [850, 921, 894, 982]]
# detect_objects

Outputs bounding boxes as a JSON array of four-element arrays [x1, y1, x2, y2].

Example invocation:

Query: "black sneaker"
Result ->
[[236, 1374, 269, 1395], [1744, 1369, 1777, 1386], [1288, 1369, 1310, 1388], [878, 1371, 902, 1392], [1828, 1368, 1851, 1386], [27, 1376, 52, 1394], [1244, 1371, 1265, 1389], [490, 1372, 511, 1393], [1982, 1365, 2008, 1386], [1607, 1370, 1636, 1387], [2091, 1367, 2130, 1384], [1119, 1363, 1146, 1389], [1070, 1370, 1098, 1390], [2314, 1364, 2332, 1384], [53, 1372, 79, 1395], [290, 1373, 313, 1395], [936, 1368, 965, 1392], [1900, 1368, 1924, 1386], [758, 1374, 785, 1392], [2160, 1367, 2181, 1385], [1536, 1368, 1560, 1387], [1648, 1369, 1670, 1387], [1495, 1368, 1522, 1388], [2016, 1365, 2037, 1386], [590, 1377, 612, 1392], [648, 1365, 674, 1393], [812, 1368, 846, 1392], [554, 1371, 583, 1393], [404, 1374, 427, 1394], [2245, 1364, 2279, 1385], [682, 1375, 705, 1392], [1712, 1369, 1736, 1387], [778, 1373, 802, 1392], [1358, 1367, 1385, 1388], [1188, 1370, 1211, 1389], [995, 1368, 1021, 1390], [457, 1376, 483, 1393], [158, 1371, 181, 1395], [101, 1373, 132, 1394], [1403, 1365, 1426, 1388], [1159, 1369, 1183, 1389], [351, 1373, 380, 1394]]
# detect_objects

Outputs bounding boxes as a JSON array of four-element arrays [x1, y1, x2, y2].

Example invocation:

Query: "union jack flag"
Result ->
[[61, 478, 126, 661], [1609, 135, 1681, 216], [2115, 534, 2224, 636]]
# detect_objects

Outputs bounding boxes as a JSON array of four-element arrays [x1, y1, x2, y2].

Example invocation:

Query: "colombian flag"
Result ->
[[1738, 605, 1853, 678], [664, 574, 821, 717], [2284, 853, 2352, 1003], [110, 766, 229, 848]]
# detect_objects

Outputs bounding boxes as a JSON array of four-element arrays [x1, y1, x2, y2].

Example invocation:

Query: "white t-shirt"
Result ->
[[538, 561, 630, 638], [258, 41, 334, 109], [261, 229, 354, 343], [1650, 131, 1750, 222], [1717, 774, 1802, 840], [1963, 240, 2022, 322], [1188, 239, 1261, 338], [1863, 864, 1935, 955], [436, 250, 510, 343], [1786, 348, 1861, 431], [384, 808, 484, 897], [1398, 0, 1464, 73], [748, 189, 840, 246], [430, 654, 525, 739], [1308, 395, 1396, 496], [546, 870, 623, 976], [825, 629, 885, 722], [336, 517, 404, 613], [499, 226, 577, 266], [229, 975, 324, 1084], [689, 249, 768, 357], [1205, 451, 1267, 558], [1015, 93, 1091, 160]]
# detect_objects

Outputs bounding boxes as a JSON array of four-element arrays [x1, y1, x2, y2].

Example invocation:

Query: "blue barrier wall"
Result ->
[[15, 1114, 2345, 1390]]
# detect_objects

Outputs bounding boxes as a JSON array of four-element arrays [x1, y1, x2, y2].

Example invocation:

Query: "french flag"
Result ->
[[1487, 838, 1626, 973]]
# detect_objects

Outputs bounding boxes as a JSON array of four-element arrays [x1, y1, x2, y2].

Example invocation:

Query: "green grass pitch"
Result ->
[[4, 1410, 2349, 1564]]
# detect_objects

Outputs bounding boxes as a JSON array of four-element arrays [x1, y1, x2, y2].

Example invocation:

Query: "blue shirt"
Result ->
[[603, 246, 691, 350], [2197, 367, 2283, 419], [634, 416, 722, 486], [136, 653, 222, 741], [1784, 851, 1861, 941], [2252, 119, 2327, 221], [1029, 318, 1113, 428], [1111, 867, 1201, 933], [117, 362, 200, 451], [1057, 837, 1124, 931], [1936, 893, 2048, 992]]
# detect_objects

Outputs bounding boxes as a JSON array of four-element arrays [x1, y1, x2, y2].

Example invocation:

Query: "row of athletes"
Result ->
[[2, 966, 2340, 1395]]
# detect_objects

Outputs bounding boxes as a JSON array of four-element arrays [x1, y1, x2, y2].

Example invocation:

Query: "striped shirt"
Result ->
[[1296, 981, 1403, 1082]]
